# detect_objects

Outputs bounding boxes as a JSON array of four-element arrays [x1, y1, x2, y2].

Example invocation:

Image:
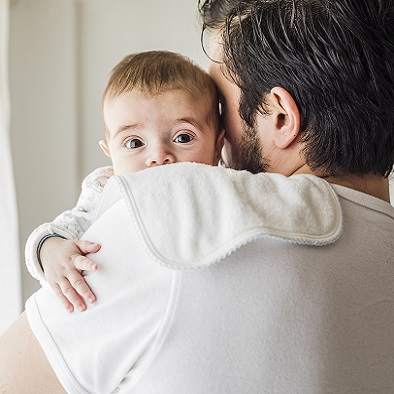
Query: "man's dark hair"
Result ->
[[200, 0, 394, 177], [199, 0, 238, 30]]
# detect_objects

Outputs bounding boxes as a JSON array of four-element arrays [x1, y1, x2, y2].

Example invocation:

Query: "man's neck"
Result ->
[[293, 164, 391, 202], [321, 174, 390, 203]]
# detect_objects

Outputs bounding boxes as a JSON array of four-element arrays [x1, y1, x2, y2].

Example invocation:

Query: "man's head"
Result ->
[[200, 0, 394, 177], [101, 51, 223, 174]]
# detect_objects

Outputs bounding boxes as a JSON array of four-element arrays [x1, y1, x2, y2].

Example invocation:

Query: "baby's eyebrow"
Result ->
[[176, 117, 203, 130], [114, 123, 141, 137]]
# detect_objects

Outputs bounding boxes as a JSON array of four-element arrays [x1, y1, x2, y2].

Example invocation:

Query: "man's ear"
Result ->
[[214, 128, 225, 165], [269, 87, 300, 149], [99, 140, 111, 157]]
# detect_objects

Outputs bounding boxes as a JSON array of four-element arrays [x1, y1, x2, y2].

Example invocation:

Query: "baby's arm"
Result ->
[[25, 166, 114, 312]]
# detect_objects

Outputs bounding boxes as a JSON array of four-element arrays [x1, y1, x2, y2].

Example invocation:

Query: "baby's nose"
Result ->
[[146, 149, 175, 167]]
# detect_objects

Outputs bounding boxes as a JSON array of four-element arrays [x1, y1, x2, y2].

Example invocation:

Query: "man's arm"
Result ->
[[0, 312, 65, 394]]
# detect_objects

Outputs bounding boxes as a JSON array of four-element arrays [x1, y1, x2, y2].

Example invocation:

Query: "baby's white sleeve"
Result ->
[[25, 166, 114, 283]]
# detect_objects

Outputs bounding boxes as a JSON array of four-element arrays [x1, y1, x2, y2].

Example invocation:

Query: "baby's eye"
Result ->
[[174, 133, 194, 144], [125, 138, 144, 149]]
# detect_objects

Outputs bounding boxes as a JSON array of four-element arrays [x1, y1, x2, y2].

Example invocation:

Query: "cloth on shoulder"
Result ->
[[95, 162, 343, 269]]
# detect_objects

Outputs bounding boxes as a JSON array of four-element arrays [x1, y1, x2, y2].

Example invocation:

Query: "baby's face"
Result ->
[[101, 89, 223, 175]]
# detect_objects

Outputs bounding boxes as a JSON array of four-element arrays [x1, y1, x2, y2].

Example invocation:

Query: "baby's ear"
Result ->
[[99, 140, 111, 157]]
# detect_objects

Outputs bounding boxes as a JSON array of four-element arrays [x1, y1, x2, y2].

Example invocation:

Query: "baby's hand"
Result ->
[[39, 237, 101, 313]]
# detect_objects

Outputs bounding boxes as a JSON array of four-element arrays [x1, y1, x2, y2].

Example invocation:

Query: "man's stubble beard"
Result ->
[[224, 122, 269, 174]]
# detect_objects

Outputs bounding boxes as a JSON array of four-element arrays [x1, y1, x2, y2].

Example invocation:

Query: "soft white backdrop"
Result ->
[[0, 0, 21, 334]]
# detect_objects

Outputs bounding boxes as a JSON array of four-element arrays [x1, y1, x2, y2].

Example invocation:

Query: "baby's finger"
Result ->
[[71, 254, 98, 272], [50, 283, 74, 313], [75, 239, 101, 254], [67, 269, 96, 305], [58, 278, 87, 312]]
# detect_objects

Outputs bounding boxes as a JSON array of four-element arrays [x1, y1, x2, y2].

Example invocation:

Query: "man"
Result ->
[[1, 0, 394, 392]]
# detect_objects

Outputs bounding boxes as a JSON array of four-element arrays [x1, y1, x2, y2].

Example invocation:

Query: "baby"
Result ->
[[25, 50, 223, 312]]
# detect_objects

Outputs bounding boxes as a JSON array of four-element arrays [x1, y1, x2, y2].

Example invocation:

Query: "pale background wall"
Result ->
[[9, 0, 207, 303]]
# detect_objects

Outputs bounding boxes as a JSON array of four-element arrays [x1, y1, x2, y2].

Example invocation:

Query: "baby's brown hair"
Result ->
[[102, 50, 220, 136]]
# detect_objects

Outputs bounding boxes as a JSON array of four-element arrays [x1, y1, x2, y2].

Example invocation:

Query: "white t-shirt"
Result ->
[[25, 163, 394, 394]]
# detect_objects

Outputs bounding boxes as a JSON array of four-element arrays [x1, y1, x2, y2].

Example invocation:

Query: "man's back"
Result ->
[[134, 184, 394, 394]]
